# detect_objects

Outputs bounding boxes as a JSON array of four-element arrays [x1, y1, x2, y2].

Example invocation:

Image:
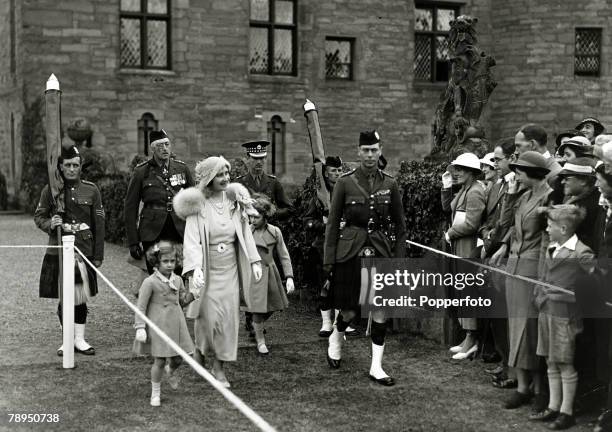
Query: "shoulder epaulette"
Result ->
[[235, 174, 246, 180], [81, 180, 96, 186], [381, 170, 394, 178], [172, 159, 186, 165], [136, 160, 149, 168], [340, 169, 356, 177], [266, 173, 277, 179]]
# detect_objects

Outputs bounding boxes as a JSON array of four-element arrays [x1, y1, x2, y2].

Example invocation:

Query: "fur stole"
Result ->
[[173, 183, 256, 220]]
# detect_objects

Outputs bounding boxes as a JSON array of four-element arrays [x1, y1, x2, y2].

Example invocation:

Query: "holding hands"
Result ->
[[190, 267, 205, 298]]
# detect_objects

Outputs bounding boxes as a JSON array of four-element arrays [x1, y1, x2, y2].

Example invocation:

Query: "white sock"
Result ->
[[369, 343, 390, 379], [74, 324, 92, 351], [320, 310, 332, 331], [151, 381, 161, 398], [327, 326, 344, 360]]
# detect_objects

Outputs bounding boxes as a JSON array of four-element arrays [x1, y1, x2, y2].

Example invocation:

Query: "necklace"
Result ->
[[209, 193, 226, 215]]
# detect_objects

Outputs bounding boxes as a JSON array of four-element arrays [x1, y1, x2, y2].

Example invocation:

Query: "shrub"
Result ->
[[98, 174, 129, 244], [20, 97, 47, 213]]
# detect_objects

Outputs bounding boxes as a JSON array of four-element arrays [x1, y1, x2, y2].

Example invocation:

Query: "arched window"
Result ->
[[137, 112, 158, 155], [267, 115, 285, 175]]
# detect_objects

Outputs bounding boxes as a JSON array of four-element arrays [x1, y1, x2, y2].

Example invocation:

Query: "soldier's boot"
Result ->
[[319, 309, 333, 337], [327, 325, 344, 369], [74, 323, 95, 355]]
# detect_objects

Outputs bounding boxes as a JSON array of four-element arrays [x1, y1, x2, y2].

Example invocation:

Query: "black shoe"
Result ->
[[533, 393, 549, 413], [504, 391, 532, 409], [492, 377, 518, 389], [529, 408, 559, 422], [547, 413, 575, 430], [75, 346, 95, 355], [319, 329, 332, 338], [369, 374, 395, 386], [326, 354, 341, 369]]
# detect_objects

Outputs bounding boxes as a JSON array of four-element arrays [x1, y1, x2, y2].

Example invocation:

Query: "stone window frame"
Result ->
[[325, 37, 355, 81], [249, 0, 298, 76], [120, 0, 172, 70], [267, 114, 286, 175], [413, 1, 461, 83], [574, 27, 602, 77]]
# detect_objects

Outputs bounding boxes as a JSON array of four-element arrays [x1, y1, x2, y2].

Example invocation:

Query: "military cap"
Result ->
[[359, 130, 380, 146], [149, 129, 169, 146], [59, 145, 81, 162], [242, 140, 269, 158], [325, 156, 342, 168]]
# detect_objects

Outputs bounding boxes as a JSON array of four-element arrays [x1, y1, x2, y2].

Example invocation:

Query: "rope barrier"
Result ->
[[405, 239, 612, 308], [74, 247, 278, 432], [0, 245, 63, 248]]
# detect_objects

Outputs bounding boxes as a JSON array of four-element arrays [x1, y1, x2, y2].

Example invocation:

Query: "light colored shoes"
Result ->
[[150, 396, 161, 407], [452, 344, 478, 360], [257, 342, 269, 355], [449, 344, 463, 353]]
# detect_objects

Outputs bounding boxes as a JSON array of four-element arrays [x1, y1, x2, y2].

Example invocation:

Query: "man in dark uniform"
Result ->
[[303, 156, 343, 337], [236, 140, 293, 334], [323, 130, 407, 386], [235, 140, 292, 219], [35, 145, 105, 356], [124, 130, 194, 273]]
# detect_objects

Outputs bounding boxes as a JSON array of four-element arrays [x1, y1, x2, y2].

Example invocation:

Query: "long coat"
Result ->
[[173, 185, 261, 318], [441, 179, 486, 258], [500, 181, 552, 370], [249, 223, 292, 313]]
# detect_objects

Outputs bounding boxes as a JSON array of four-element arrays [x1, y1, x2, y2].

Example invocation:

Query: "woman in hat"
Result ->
[[558, 136, 594, 163], [480, 152, 499, 192], [491, 151, 552, 411], [576, 117, 605, 145], [554, 130, 584, 163], [441, 152, 487, 359], [173, 156, 262, 388]]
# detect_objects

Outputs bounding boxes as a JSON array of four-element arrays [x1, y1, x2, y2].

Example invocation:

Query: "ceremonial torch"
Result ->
[[303, 99, 330, 212]]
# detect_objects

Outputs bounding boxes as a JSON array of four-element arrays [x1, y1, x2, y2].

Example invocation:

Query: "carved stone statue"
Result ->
[[430, 15, 496, 160], [66, 117, 116, 180]]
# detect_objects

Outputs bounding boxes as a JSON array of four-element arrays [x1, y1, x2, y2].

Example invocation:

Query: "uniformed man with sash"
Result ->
[[124, 130, 194, 273], [323, 130, 407, 386]]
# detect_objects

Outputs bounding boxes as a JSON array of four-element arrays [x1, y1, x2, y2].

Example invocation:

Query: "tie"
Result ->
[[255, 176, 261, 188]]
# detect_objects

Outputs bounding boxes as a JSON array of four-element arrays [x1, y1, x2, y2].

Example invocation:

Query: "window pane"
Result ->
[[147, 0, 168, 14], [325, 39, 351, 79], [273, 29, 292, 73], [250, 0, 269, 21], [576, 29, 600, 55], [121, 18, 141, 67], [436, 35, 449, 60], [436, 9, 455, 31], [121, 0, 140, 12], [415, 8, 432, 31], [250, 27, 269, 73], [275, 0, 293, 24], [147, 20, 168, 67], [414, 34, 431, 80]]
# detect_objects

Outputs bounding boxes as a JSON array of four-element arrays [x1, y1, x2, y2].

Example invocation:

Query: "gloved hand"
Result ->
[[135, 328, 147, 342], [129, 244, 144, 260], [252, 262, 262, 281], [191, 267, 205, 297], [286, 277, 295, 294], [441, 171, 453, 189], [322, 264, 334, 280]]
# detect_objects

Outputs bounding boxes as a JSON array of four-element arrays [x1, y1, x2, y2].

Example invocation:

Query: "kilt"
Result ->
[[39, 253, 98, 299], [330, 254, 363, 311]]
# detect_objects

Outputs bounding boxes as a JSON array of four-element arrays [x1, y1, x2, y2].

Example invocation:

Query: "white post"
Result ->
[[62, 235, 75, 369]]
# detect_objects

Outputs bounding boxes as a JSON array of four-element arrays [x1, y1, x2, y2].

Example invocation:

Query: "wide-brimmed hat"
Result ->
[[450, 152, 481, 172], [479, 152, 495, 168], [555, 129, 582, 149], [509, 151, 550, 174], [558, 136, 593, 156], [576, 117, 605, 136], [558, 157, 596, 177], [594, 141, 612, 166], [194, 156, 231, 189]]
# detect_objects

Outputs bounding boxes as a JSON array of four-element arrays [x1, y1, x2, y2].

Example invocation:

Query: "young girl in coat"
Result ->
[[248, 194, 295, 354], [133, 241, 195, 407]]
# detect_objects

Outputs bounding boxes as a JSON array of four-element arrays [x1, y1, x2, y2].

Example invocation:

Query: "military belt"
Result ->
[[144, 202, 173, 212]]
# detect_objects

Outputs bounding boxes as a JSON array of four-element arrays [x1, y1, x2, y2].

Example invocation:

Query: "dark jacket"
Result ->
[[124, 158, 194, 246], [235, 172, 292, 219], [324, 167, 406, 265]]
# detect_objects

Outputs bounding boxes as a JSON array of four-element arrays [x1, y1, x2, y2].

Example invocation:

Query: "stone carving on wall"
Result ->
[[66, 118, 116, 179], [431, 15, 496, 159]]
